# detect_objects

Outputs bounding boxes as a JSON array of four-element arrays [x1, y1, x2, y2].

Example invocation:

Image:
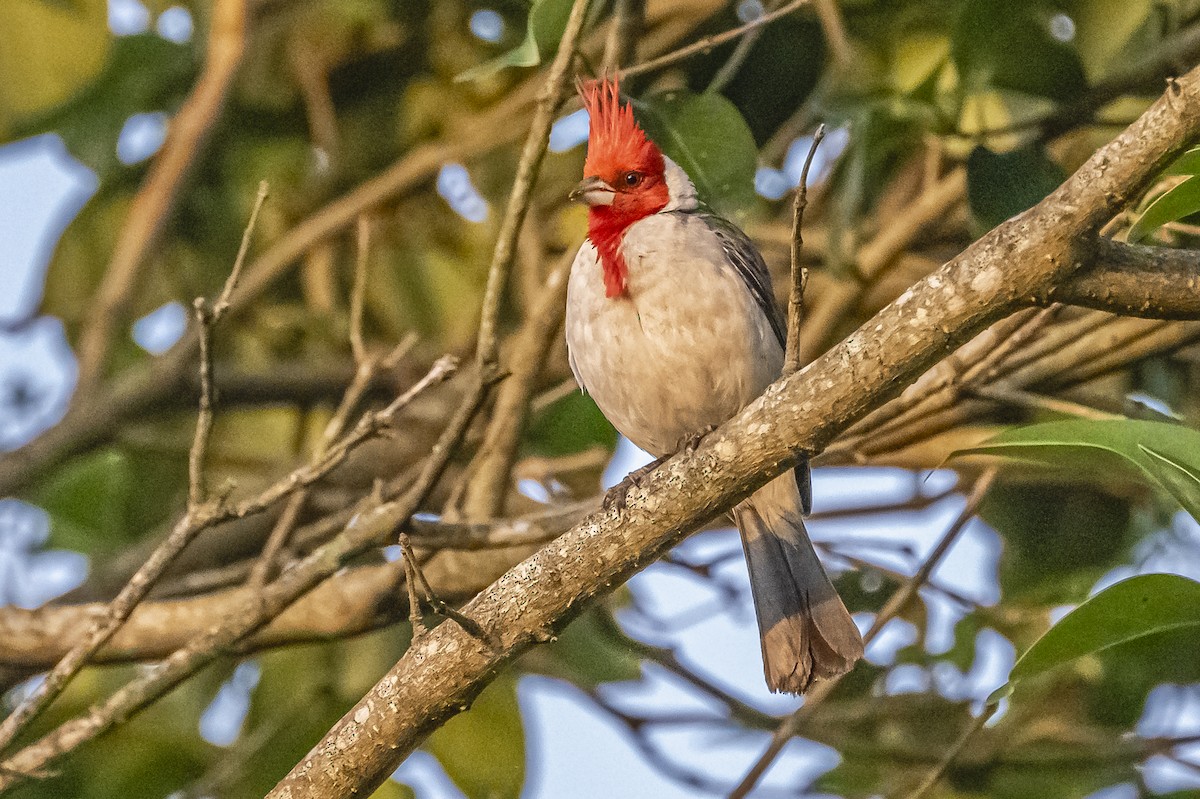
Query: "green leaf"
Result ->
[[632, 89, 758, 214], [952, 0, 1087, 101], [953, 419, 1200, 524], [999, 574, 1200, 695], [0, 0, 110, 138], [12, 33, 195, 179], [967, 143, 1065, 229], [425, 674, 526, 799], [1069, 0, 1155, 81], [29, 449, 132, 552], [455, 0, 573, 82], [1128, 175, 1200, 242], [1165, 145, 1200, 177], [523, 609, 643, 687], [522, 390, 617, 458]]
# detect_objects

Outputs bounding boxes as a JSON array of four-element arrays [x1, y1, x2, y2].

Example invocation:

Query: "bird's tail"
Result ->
[[733, 474, 864, 694]]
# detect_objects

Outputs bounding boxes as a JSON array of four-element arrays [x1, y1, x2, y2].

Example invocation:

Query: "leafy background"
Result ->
[[2, 0, 1200, 797]]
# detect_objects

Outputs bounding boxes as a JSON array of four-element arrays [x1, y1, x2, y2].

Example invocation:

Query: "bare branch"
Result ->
[[784, 125, 825, 376], [0, 500, 588, 673], [0, 358, 475, 788], [813, 0, 853, 67], [475, 0, 592, 373], [73, 0, 251, 394], [188, 181, 270, 510], [1051, 237, 1200, 320], [620, 0, 812, 81], [350, 214, 371, 365], [0, 184, 268, 757], [462, 257, 572, 519], [601, 0, 645, 72], [399, 534, 428, 638]]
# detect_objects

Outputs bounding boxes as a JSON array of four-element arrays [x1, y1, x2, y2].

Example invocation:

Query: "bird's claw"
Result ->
[[602, 455, 668, 512], [683, 425, 718, 454]]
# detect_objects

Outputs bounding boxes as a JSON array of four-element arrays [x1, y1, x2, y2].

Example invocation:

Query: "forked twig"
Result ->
[[398, 534, 493, 645], [784, 125, 826, 376]]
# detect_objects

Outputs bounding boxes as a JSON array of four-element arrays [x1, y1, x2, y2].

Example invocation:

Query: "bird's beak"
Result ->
[[569, 176, 616, 206]]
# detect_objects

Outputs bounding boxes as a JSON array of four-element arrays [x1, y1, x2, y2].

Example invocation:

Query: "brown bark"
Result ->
[[266, 62, 1200, 799]]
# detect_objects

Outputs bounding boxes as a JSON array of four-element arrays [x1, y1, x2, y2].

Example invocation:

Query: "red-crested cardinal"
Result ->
[[564, 77, 864, 693]]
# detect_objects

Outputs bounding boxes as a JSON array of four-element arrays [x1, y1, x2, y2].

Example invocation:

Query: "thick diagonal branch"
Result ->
[[266, 61, 1200, 799]]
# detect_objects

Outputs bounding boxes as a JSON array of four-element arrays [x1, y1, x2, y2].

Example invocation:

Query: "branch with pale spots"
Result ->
[[264, 63, 1200, 799]]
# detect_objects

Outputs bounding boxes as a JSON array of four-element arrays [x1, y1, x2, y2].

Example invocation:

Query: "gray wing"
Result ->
[[687, 212, 812, 514], [693, 211, 787, 349]]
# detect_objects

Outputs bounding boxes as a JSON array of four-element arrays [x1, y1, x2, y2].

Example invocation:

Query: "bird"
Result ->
[[563, 76, 864, 694]]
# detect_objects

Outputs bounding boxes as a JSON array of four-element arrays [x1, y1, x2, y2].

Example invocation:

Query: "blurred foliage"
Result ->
[[2, 0, 1200, 796], [959, 419, 1200, 524]]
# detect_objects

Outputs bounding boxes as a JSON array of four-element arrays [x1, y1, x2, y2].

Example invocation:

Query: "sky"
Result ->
[[1, 2, 1199, 797]]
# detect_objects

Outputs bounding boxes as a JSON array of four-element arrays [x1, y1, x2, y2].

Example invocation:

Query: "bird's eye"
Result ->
[[622, 171, 642, 187]]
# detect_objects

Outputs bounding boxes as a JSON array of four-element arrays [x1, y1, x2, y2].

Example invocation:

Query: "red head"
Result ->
[[572, 77, 670, 298]]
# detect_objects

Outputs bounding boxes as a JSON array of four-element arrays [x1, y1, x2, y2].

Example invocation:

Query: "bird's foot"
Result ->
[[602, 454, 669, 512], [682, 424, 718, 454]]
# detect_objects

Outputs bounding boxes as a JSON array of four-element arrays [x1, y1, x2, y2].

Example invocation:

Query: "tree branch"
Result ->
[[72, 0, 250, 395], [1052, 237, 1200, 319], [266, 62, 1200, 799]]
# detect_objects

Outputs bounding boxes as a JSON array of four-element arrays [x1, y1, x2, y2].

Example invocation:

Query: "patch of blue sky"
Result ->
[[736, 0, 765, 22], [469, 9, 505, 43], [0, 499, 87, 608], [117, 112, 169, 165], [436, 163, 489, 223], [0, 135, 97, 322], [157, 6, 193, 43], [108, 0, 150, 35], [0, 318, 77, 450], [755, 128, 851, 200], [200, 661, 262, 747], [549, 109, 590, 153], [132, 301, 187, 354]]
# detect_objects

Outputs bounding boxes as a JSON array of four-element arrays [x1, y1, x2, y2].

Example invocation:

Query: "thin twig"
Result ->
[[461, 257, 572, 519], [813, 0, 852, 67], [73, 0, 250, 394], [475, 0, 592, 374], [601, 0, 645, 73], [0, 183, 269, 758], [398, 534, 428, 638], [188, 300, 217, 510], [896, 706, 995, 799], [213, 181, 269, 320], [350, 214, 371, 365], [0, 358, 471, 787], [398, 534, 494, 645], [621, 0, 811, 80], [965, 385, 1121, 420], [187, 181, 269, 508], [784, 125, 825, 375], [706, 0, 779, 95], [248, 490, 308, 589], [727, 470, 998, 799], [248, 221, 400, 588]]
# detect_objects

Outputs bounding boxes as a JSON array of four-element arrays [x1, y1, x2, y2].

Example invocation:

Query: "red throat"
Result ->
[[578, 77, 670, 298]]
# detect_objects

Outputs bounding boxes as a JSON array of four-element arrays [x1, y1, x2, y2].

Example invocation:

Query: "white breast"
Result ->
[[564, 212, 783, 457]]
